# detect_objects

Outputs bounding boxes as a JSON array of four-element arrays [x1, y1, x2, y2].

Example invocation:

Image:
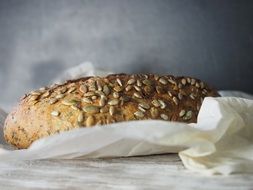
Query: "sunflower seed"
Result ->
[[116, 78, 123, 86], [67, 87, 76, 93], [30, 91, 41, 96], [168, 91, 173, 97], [183, 110, 193, 120], [125, 85, 132, 92], [133, 92, 142, 98], [181, 78, 187, 85], [190, 93, 195, 100], [127, 78, 136, 85], [158, 99, 166, 109], [138, 106, 146, 112], [151, 99, 160, 107], [191, 79, 196, 85], [91, 96, 97, 100], [134, 111, 144, 118], [51, 111, 59, 117], [49, 98, 58, 104], [86, 116, 95, 127], [187, 78, 191, 83], [178, 93, 183, 100], [96, 81, 102, 91], [195, 82, 200, 88], [168, 79, 176, 84], [202, 89, 208, 95], [136, 80, 142, 87], [159, 78, 168, 85], [134, 85, 141, 92], [103, 85, 110, 95], [150, 107, 159, 118], [79, 85, 88, 93], [41, 91, 50, 98], [99, 96, 106, 106], [109, 106, 115, 116], [78, 112, 84, 123], [83, 105, 100, 114], [113, 92, 120, 98], [71, 105, 79, 110], [139, 102, 150, 110], [179, 109, 186, 117], [55, 94, 65, 99], [82, 97, 92, 104], [84, 92, 95, 97], [142, 79, 152, 86], [172, 97, 178, 105], [108, 99, 119, 106], [160, 114, 169, 120]]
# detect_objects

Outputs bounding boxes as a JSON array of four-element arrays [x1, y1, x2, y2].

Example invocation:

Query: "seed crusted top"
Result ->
[[5, 73, 219, 149]]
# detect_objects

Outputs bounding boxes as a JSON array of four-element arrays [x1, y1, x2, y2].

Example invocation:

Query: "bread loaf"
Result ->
[[4, 74, 219, 149]]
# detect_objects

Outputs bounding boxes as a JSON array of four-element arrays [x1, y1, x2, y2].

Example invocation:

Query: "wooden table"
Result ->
[[0, 154, 252, 190]]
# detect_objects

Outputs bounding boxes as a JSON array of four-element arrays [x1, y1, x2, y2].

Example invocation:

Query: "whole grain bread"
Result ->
[[4, 74, 219, 149]]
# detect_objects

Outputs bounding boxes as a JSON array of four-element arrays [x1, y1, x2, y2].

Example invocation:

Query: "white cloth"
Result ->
[[0, 62, 253, 175]]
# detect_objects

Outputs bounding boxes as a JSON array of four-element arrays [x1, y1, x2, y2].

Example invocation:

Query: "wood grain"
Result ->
[[0, 154, 253, 190]]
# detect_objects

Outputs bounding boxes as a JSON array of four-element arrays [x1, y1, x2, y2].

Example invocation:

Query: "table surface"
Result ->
[[0, 154, 253, 190]]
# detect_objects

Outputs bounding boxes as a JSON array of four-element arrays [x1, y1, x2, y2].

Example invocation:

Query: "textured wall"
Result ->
[[0, 0, 253, 111]]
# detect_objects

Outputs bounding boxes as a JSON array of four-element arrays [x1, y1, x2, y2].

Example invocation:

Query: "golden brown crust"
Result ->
[[4, 74, 219, 149]]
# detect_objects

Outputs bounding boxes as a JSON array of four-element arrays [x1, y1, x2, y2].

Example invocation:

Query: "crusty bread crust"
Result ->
[[4, 74, 219, 149]]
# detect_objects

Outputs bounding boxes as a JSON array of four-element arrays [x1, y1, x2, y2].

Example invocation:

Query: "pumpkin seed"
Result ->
[[134, 111, 144, 118], [139, 102, 150, 110], [179, 109, 186, 117], [183, 111, 193, 120], [79, 85, 88, 93], [108, 99, 119, 106], [99, 96, 106, 106], [83, 105, 100, 114], [159, 78, 167, 85], [82, 97, 92, 104], [78, 112, 84, 123], [125, 85, 132, 92], [151, 99, 160, 107], [109, 106, 115, 116], [103, 85, 110, 95]]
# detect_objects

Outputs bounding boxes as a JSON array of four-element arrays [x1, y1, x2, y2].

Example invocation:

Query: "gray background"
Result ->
[[0, 0, 253, 111]]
